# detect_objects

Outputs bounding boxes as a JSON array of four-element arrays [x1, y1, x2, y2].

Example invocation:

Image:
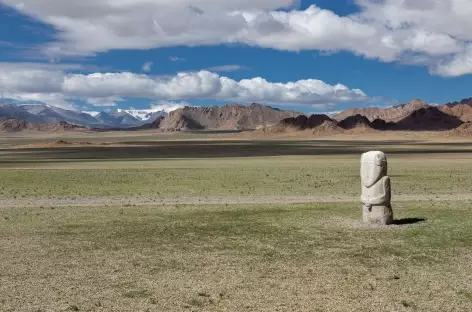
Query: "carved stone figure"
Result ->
[[360, 151, 393, 225]]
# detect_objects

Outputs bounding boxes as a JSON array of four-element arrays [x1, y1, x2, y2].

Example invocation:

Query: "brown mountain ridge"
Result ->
[[0, 119, 86, 132], [270, 105, 466, 135], [159, 103, 301, 131], [333, 97, 472, 124], [3, 98, 472, 135]]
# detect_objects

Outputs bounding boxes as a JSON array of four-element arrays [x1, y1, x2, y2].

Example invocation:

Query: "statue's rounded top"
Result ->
[[361, 151, 387, 166]]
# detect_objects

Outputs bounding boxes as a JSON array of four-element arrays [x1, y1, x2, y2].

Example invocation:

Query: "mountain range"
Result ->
[[0, 102, 299, 131], [332, 98, 472, 123], [0, 103, 169, 129], [149, 98, 472, 133], [3, 98, 472, 134], [0, 119, 85, 132], [269, 104, 467, 134]]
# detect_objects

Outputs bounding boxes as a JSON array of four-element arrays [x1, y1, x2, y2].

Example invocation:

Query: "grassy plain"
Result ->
[[0, 131, 472, 311]]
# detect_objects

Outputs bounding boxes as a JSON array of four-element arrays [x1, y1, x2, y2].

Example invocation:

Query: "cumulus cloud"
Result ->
[[0, 62, 369, 107], [2, 0, 472, 76], [1, 92, 76, 110], [150, 100, 191, 112], [86, 96, 122, 107], [142, 61, 153, 72]]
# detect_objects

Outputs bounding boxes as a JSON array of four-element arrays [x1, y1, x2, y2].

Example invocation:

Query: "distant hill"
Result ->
[[337, 114, 373, 130], [156, 103, 301, 131], [333, 99, 428, 122], [449, 122, 472, 136], [333, 97, 472, 125], [0, 118, 86, 132], [393, 107, 463, 131], [278, 114, 334, 130], [260, 114, 343, 135], [160, 111, 205, 131], [439, 98, 472, 122], [264, 104, 466, 136], [130, 116, 166, 130]]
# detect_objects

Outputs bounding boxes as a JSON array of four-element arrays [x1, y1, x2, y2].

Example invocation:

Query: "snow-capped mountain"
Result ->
[[82, 111, 100, 118], [94, 110, 146, 127], [118, 109, 168, 121], [0, 102, 184, 128], [0, 104, 149, 128], [0, 103, 46, 124], [21, 104, 103, 127]]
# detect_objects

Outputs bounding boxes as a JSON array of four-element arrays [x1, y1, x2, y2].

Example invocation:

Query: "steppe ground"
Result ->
[[1, 130, 472, 312]]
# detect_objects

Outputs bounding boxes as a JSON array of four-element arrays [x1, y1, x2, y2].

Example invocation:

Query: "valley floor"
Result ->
[[0, 131, 472, 311]]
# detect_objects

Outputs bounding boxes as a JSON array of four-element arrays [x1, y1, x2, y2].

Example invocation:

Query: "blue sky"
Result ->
[[1, 0, 472, 113]]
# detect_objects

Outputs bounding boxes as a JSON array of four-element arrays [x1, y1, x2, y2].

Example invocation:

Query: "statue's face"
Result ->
[[361, 151, 387, 188]]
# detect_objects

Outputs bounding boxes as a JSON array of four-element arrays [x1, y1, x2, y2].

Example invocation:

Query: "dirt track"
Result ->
[[0, 194, 471, 208]]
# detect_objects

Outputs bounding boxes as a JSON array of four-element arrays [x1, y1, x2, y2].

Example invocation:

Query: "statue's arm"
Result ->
[[362, 177, 390, 205], [361, 185, 368, 204], [384, 176, 391, 202], [361, 191, 369, 204]]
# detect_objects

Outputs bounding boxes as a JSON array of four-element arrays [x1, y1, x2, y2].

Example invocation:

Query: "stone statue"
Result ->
[[360, 151, 393, 225]]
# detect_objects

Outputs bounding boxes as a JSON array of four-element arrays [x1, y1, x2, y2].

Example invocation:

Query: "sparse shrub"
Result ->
[[122, 289, 150, 299], [400, 300, 416, 308]]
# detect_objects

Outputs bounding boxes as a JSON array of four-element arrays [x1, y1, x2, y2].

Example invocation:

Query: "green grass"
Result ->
[[0, 202, 471, 311], [1, 138, 472, 199], [0, 155, 472, 198]]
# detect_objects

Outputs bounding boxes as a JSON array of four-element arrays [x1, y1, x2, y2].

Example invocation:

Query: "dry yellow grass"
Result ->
[[1, 202, 471, 311]]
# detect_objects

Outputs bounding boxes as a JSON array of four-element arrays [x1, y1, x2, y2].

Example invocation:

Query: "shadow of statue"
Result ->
[[392, 218, 426, 225]]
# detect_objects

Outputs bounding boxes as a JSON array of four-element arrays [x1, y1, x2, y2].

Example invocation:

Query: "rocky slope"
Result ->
[[333, 97, 472, 125], [394, 107, 463, 131], [438, 98, 472, 122], [279, 114, 333, 130], [333, 99, 428, 122], [0, 119, 86, 132], [337, 114, 373, 130], [262, 114, 342, 134], [268, 105, 466, 135], [159, 103, 301, 131]]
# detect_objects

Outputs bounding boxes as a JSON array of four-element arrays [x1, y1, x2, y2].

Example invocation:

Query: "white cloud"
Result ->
[[150, 100, 191, 112], [86, 96, 122, 107], [142, 61, 153, 72], [169, 56, 186, 62], [315, 110, 341, 117], [205, 65, 249, 72], [429, 45, 472, 77], [0, 62, 369, 107], [2, 0, 472, 76], [1, 92, 76, 110]]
